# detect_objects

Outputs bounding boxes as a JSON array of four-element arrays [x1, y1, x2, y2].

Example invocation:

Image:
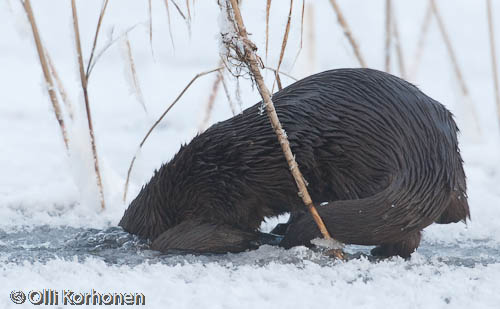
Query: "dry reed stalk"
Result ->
[[22, 0, 69, 149], [391, 7, 406, 79], [384, 0, 392, 73], [487, 0, 500, 126], [430, 0, 468, 96], [71, 0, 106, 210], [124, 34, 148, 113], [123, 67, 223, 203], [328, 0, 366, 68], [265, 0, 271, 63], [409, 2, 432, 80], [185, 0, 191, 22], [86, 0, 109, 78], [305, 3, 316, 75], [46, 51, 74, 120], [199, 71, 222, 132], [163, 0, 176, 48], [222, 0, 344, 259], [290, 0, 305, 71], [430, 0, 480, 134], [170, 0, 187, 20], [272, 0, 293, 93], [219, 71, 237, 115], [148, 0, 154, 57]]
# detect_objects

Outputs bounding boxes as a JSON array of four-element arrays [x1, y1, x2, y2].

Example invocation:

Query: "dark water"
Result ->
[[1, 226, 499, 267]]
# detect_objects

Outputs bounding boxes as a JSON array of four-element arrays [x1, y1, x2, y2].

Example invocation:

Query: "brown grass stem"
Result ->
[[199, 72, 222, 132], [391, 6, 406, 79], [219, 71, 237, 115], [124, 34, 148, 113], [71, 0, 106, 210], [487, 0, 500, 127], [86, 0, 109, 79], [385, 0, 392, 72], [22, 0, 69, 149], [272, 0, 293, 93], [265, 0, 271, 63], [163, 0, 176, 48], [123, 67, 223, 203], [46, 50, 74, 120], [409, 2, 432, 80], [328, 0, 366, 68]]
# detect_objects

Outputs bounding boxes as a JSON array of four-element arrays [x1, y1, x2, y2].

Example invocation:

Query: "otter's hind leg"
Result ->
[[370, 230, 422, 259], [151, 220, 259, 254]]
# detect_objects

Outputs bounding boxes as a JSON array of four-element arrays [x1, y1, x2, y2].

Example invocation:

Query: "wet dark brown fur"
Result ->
[[119, 68, 470, 258]]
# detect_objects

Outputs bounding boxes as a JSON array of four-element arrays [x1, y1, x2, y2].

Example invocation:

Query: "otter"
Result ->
[[119, 68, 469, 258]]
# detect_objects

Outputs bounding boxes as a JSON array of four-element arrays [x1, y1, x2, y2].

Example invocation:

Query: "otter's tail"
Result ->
[[280, 175, 468, 248]]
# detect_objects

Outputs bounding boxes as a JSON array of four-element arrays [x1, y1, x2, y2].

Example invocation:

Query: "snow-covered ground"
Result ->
[[1, 0, 500, 308]]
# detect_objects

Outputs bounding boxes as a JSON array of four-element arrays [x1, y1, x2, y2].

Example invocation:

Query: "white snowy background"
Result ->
[[1, 0, 500, 308]]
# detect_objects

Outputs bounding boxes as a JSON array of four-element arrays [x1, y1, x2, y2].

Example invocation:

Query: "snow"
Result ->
[[1, 0, 500, 308]]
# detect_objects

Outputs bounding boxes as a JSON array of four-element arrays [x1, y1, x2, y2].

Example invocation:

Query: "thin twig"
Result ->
[[46, 50, 74, 120], [123, 67, 223, 203], [86, 0, 109, 79], [487, 0, 500, 128], [71, 0, 106, 210], [124, 34, 148, 113], [290, 0, 305, 72], [199, 72, 222, 132], [272, 0, 293, 93], [391, 5, 406, 79], [385, 0, 392, 72], [87, 24, 139, 77], [430, 0, 468, 96], [148, 0, 154, 58], [164, 0, 176, 49], [22, 0, 69, 149], [409, 2, 432, 80], [328, 0, 366, 68], [430, 0, 480, 134], [222, 0, 344, 259], [265, 0, 271, 63], [264, 66, 298, 81], [219, 71, 237, 115]]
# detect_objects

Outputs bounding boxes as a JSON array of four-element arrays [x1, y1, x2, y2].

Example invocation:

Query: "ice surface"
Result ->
[[1, 0, 500, 308]]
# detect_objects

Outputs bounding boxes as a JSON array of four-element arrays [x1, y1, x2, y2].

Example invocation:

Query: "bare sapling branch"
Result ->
[[384, 0, 392, 73], [22, 0, 69, 149], [409, 2, 432, 80], [123, 67, 223, 203], [86, 0, 109, 79], [71, 0, 106, 210], [487, 0, 500, 129], [328, 0, 366, 68], [221, 0, 344, 259]]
